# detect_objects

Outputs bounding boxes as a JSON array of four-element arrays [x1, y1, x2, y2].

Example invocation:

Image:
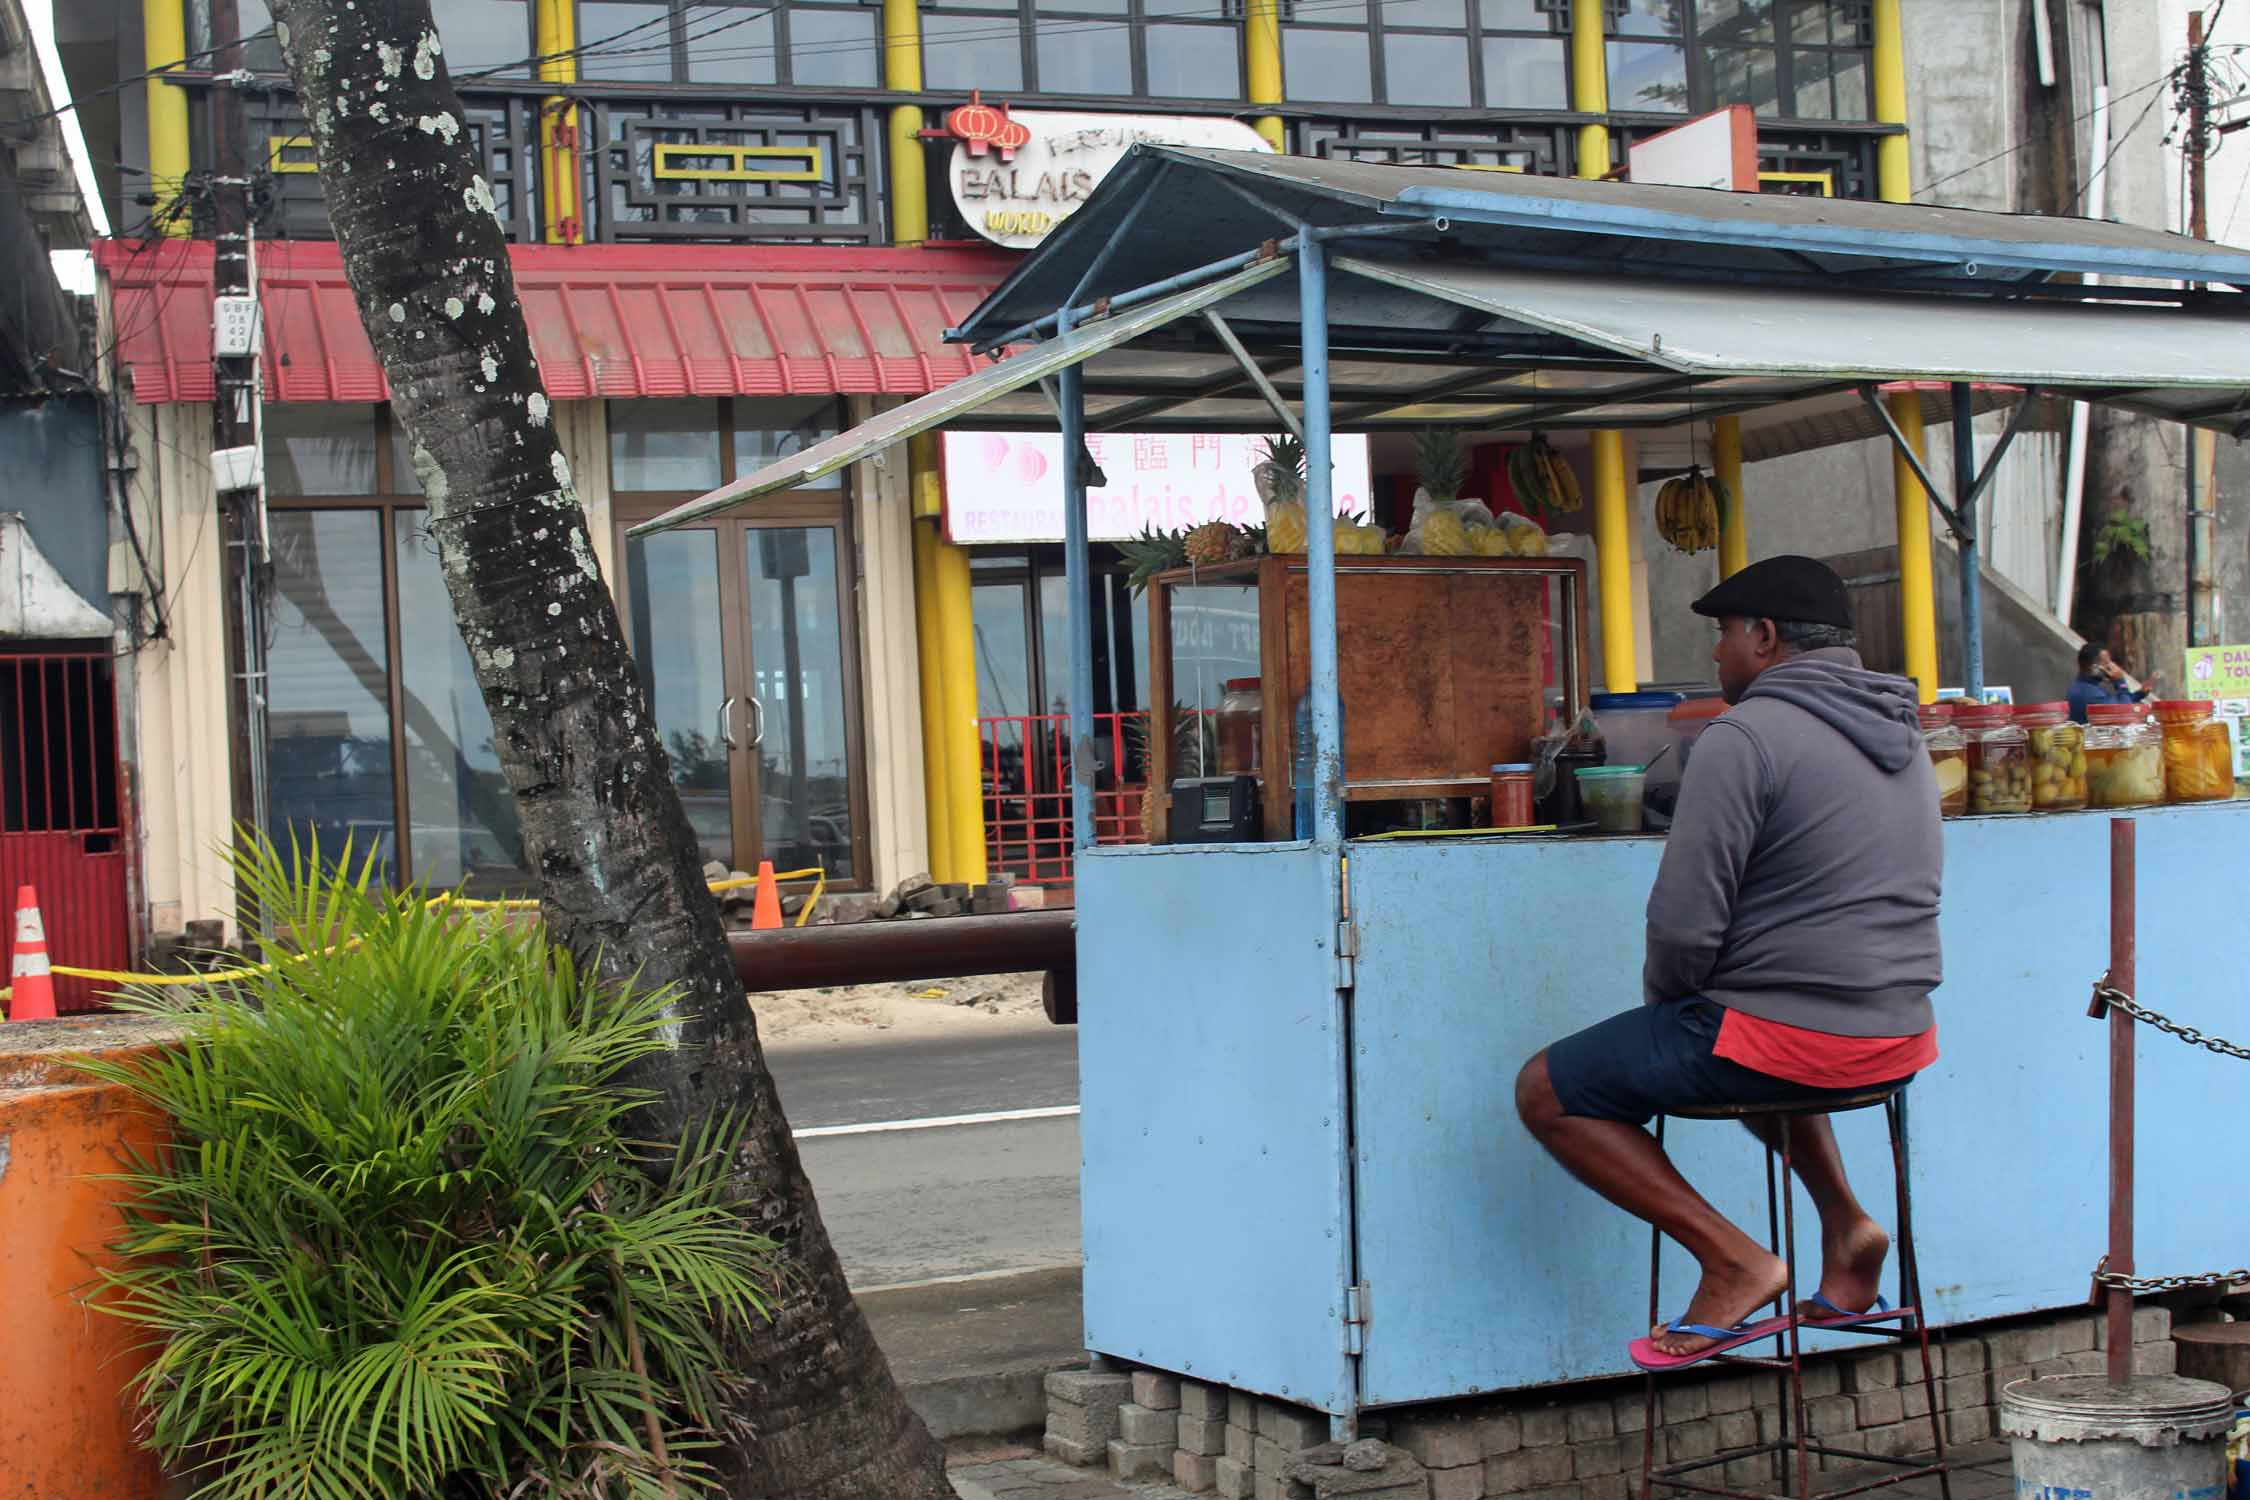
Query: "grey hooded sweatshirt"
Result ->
[[1643, 646, 1943, 1038]]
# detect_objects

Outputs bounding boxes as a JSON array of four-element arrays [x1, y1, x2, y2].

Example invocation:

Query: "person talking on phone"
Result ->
[[2067, 642, 2151, 724]]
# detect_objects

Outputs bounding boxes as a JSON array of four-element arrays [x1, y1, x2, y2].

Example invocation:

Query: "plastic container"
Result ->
[[1215, 677, 1263, 775], [1590, 692, 1684, 776], [2015, 702, 2087, 812], [1667, 697, 1730, 775], [1536, 743, 1604, 827], [1955, 702, 2032, 814], [1292, 691, 1347, 838], [1918, 702, 1969, 816], [1574, 764, 1647, 833], [2000, 1375, 2233, 1500], [1489, 763, 1535, 828], [2085, 702, 2165, 809], [2154, 700, 2237, 803]]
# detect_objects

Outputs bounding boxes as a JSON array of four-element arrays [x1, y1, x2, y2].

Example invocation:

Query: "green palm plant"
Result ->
[[80, 839, 778, 1500]]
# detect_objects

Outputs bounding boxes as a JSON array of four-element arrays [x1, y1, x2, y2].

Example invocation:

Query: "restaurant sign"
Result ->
[[947, 108, 1273, 250], [940, 431, 1373, 545]]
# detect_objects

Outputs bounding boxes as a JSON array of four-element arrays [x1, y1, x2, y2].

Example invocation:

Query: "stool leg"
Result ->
[[1781, 1124, 1811, 1500], [1644, 1117, 1664, 1500], [1889, 1095, 1952, 1499], [1765, 1141, 1790, 1487]]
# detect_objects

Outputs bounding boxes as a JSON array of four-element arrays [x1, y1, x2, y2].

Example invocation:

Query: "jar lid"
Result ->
[[1575, 764, 1647, 778], [1490, 763, 1533, 773], [2015, 701, 2069, 716], [1591, 692, 1684, 711], [2154, 699, 2213, 716], [2087, 702, 2147, 723], [1669, 697, 1730, 724], [1915, 703, 1954, 727], [1953, 702, 2010, 725], [1223, 677, 1260, 693]]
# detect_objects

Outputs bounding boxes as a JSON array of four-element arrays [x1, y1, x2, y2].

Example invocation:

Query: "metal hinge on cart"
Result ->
[[1342, 1283, 1371, 1355], [1336, 921, 1358, 992]]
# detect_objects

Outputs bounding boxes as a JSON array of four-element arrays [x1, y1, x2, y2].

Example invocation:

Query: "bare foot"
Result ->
[[1651, 1249, 1791, 1357], [1814, 1217, 1891, 1317]]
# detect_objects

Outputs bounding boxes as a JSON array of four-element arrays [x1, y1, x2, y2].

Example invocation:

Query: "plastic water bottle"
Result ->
[[1293, 690, 1346, 839]]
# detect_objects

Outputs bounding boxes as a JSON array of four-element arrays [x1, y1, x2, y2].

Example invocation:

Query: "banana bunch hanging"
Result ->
[[1656, 468, 1730, 556], [1504, 435, 1584, 517]]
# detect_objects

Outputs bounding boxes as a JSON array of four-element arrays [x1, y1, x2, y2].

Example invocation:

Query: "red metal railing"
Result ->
[[980, 711, 1148, 886], [1, 652, 130, 1013]]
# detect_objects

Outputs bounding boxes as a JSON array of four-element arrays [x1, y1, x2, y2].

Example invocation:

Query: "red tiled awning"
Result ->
[[94, 239, 1015, 404]]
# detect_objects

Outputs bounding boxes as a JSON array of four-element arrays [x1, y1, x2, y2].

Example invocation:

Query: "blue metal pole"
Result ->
[[1059, 309, 1098, 851], [1951, 381, 1984, 701], [1300, 241, 1344, 844]]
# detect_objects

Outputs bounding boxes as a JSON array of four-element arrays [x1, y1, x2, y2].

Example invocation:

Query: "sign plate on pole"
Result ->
[[212, 295, 261, 358]]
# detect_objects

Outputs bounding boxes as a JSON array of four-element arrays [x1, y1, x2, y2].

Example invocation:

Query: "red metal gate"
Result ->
[[2, 652, 129, 1013]]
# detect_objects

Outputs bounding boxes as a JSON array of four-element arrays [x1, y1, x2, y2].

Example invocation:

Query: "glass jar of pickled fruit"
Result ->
[[2013, 702, 2086, 812], [2084, 703, 2165, 808], [1956, 702, 2032, 814], [2153, 700, 2237, 803], [1918, 703, 1968, 816]]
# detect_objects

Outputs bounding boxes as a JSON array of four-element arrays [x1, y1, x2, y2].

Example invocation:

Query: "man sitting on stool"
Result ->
[[1514, 555, 1944, 1369]]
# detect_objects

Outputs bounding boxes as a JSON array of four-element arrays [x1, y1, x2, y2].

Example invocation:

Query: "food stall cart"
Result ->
[[634, 150, 2250, 1429]]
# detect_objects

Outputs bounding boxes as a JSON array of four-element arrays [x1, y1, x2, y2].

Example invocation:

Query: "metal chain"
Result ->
[[2089, 980, 2250, 1062], [2091, 1256, 2250, 1295]]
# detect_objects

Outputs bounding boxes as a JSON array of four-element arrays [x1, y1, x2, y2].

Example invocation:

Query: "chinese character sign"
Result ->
[[940, 431, 1375, 545]]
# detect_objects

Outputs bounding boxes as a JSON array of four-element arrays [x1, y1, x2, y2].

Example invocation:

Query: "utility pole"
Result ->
[[2185, 9, 2219, 649], [210, 154, 272, 845]]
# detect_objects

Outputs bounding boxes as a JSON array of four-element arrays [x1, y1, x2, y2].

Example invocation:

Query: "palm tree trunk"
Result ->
[[263, 2, 955, 1492]]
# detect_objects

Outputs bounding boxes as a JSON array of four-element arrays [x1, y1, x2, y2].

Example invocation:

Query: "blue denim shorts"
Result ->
[[1544, 998, 1912, 1127]]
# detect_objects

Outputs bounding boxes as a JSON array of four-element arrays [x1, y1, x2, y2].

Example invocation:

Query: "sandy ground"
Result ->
[[754, 970, 1051, 1047]]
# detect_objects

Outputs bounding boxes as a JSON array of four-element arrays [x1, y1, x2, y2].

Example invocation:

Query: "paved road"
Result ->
[[770, 1027, 1083, 1289]]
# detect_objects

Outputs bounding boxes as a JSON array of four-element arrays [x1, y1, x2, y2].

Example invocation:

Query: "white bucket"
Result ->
[[1999, 1374, 2234, 1500]]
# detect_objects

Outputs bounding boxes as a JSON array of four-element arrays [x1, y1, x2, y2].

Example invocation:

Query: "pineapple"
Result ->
[[1267, 504, 1309, 554], [1257, 434, 1310, 556], [1414, 429, 1467, 504], [1184, 521, 1243, 567], [1419, 508, 1473, 556], [1118, 524, 1188, 595]]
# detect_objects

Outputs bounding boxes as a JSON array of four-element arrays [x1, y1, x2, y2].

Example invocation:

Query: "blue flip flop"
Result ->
[[1797, 1292, 1899, 1329], [1628, 1313, 1795, 1372]]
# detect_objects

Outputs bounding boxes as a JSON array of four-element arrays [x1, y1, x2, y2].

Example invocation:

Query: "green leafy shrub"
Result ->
[[83, 842, 776, 1500]]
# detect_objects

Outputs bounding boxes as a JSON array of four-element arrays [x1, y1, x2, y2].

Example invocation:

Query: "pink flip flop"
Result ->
[[1628, 1313, 1795, 1373]]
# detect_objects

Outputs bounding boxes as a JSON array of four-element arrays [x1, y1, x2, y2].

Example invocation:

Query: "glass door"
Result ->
[[741, 523, 860, 882], [626, 527, 742, 870]]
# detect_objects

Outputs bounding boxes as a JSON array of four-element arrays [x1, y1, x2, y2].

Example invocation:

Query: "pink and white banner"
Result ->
[[940, 431, 1374, 545]]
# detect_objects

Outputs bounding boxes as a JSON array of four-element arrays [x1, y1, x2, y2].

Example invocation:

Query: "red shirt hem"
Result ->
[[1713, 1008, 1938, 1090]]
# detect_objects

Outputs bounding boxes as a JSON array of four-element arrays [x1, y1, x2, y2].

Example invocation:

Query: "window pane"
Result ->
[[628, 531, 734, 868], [1147, 22, 1240, 96], [1699, 0, 1774, 43], [1829, 49, 1868, 118], [266, 510, 397, 884], [1283, 28, 1373, 103], [685, 4, 778, 82], [1386, 0, 1464, 26], [1147, 0, 1223, 16], [1707, 43, 1780, 112], [1478, 0, 1547, 28], [610, 398, 723, 490], [922, 12, 1026, 91], [265, 404, 377, 495], [1386, 33, 1470, 104], [385, 410, 426, 494], [1788, 46, 1835, 118], [578, 1, 677, 80], [1611, 0, 1680, 36], [746, 528, 856, 879], [394, 511, 527, 892], [430, 0, 531, 74], [737, 397, 843, 484], [1480, 33, 1567, 108], [1608, 37, 1688, 109], [1037, 18, 1133, 90], [786, 6, 879, 86]]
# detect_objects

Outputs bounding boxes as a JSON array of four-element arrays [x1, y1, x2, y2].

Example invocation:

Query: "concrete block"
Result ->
[[1714, 1409, 1758, 1452], [1723, 1457, 1774, 1489], [1261, 1401, 1330, 1451], [1851, 1422, 1924, 1460], [1135, 1370, 1184, 1411], [1289, 1446, 1430, 1500], [1047, 1369, 1136, 1408], [1485, 1443, 1572, 1494], [1395, 1417, 1482, 1470], [1044, 1432, 1101, 1467], [2136, 1305, 2173, 1344], [2056, 1350, 2107, 1376], [1565, 1403, 1614, 1444], [1987, 1325, 2058, 1367], [1232, 1391, 1261, 1429], [1948, 1406, 1995, 1445], [1511, 1488, 1583, 1500], [1429, 1463, 1487, 1500], [1177, 1451, 1221, 1493], [1519, 1407, 1567, 1448], [1120, 1403, 1176, 1445], [1007, 885, 1050, 911], [1181, 1414, 1230, 1456], [1857, 1389, 1905, 1429], [1949, 1371, 1998, 1412], [1939, 1338, 1989, 1376], [1705, 1375, 1760, 1414], [1047, 1397, 1125, 1448], [2054, 1314, 2099, 1355], [2135, 1340, 2179, 1376], [1217, 1456, 1257, 1500], [1901, 1382, 1930, 1420], [1797, 1361, 1843, 1400], [1570, 1437, 1629, 1478], [1807, 1396, 1857, 1437], [1227, 1423, 1257, 1465], [1581, 1475, 1629, 1500], [1659, 1384, 1708, 1424], [1609, 1397, 1647, 1435], [1253, 1472, 1314, 1500], [1846, 1352, 1900, 1392], [1110, 1437, 1174, 1479], [1257, 1436, 1297, 1475], [1479, 1412, 1524, 1454], [1183, 1381, 1231, 1421], [1664, 1420, 1717, 1465]]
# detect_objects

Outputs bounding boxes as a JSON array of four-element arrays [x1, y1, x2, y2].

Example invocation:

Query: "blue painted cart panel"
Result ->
[[1347, 803, 2250, 1407], [1077, 841, 1356, 1413]]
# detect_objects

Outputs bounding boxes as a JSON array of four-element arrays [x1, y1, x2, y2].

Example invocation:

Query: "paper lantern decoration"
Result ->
[[991, 111, 1032, 163], [947, 91, 1005, 157]]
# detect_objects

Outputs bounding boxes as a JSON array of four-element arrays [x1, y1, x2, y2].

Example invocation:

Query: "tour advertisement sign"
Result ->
[[2185, 644, 2250, 700]]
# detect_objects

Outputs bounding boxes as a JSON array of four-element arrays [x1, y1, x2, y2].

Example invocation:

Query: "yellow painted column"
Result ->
[[1889, 396, 1940, 702], [1590, 430, 1636, 693], [1714, 415, 1748, 578], [931, 520, 988, 886], [142, 0, 189, 235], [911, 513, 955, 881], [1246, 0, 1284, 150], [1871, 0, 1910, 207], [1569, 0, 1610, 176], [535, 0, 580, 244], [885, 0, 929, 243]]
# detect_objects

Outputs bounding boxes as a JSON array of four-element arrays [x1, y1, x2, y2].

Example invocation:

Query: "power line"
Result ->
[[0, 27, 279, 131], [1912, 64, 2178, 204]]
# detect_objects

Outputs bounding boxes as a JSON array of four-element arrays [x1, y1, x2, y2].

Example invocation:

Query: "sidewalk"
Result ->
[[865, 1265, 1088, 1440]]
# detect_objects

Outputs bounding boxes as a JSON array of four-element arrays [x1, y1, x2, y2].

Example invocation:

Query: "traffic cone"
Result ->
[[8, 885, 57, 1021], [749, 861, 783, 931]]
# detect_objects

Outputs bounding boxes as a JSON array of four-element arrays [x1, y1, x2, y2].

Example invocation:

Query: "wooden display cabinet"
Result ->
[[1145, 554, 1592, 841]]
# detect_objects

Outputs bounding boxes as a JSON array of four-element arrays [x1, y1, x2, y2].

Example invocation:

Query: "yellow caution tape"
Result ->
[[1, 867, 826, 1008]]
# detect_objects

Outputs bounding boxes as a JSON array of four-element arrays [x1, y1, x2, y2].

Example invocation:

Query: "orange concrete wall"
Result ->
[[0, 1016, 184, 1499]]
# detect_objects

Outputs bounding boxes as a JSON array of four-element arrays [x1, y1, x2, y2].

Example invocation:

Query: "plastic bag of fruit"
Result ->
[[1402, 487, 1496, 556]]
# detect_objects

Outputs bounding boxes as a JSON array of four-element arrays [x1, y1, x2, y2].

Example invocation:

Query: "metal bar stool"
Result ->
[[1639, 1085, 1952, 1500]]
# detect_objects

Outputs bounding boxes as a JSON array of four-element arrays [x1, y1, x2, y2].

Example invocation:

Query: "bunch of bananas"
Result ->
[[1505, 436, 1583, 517], [1656, 468, 1730, 555]]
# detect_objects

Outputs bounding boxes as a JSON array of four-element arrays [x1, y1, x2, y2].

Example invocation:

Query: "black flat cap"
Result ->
[[1690, 554, 1854, 630]]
